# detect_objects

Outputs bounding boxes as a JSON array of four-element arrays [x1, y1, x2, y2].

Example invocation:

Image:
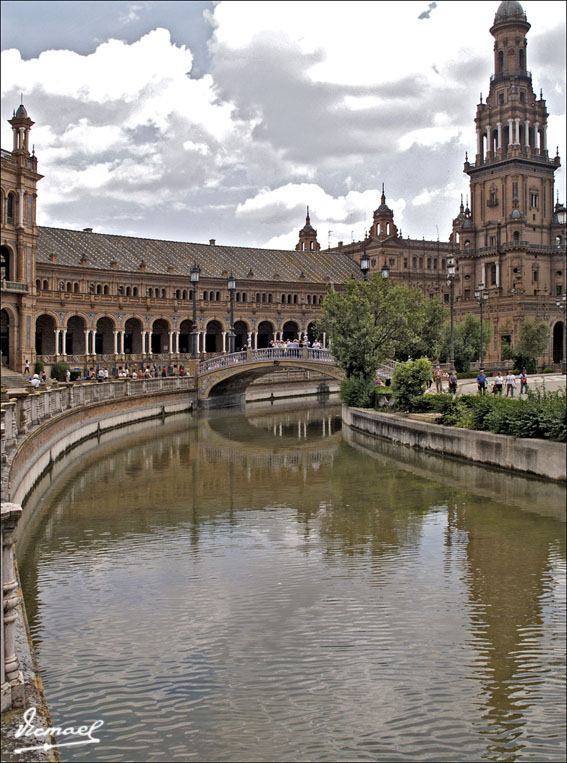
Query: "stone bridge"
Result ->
[[197, 347, 343, 405]]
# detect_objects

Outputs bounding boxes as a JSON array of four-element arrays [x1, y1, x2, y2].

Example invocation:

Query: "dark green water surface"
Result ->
[[17, 401, 566, 762]]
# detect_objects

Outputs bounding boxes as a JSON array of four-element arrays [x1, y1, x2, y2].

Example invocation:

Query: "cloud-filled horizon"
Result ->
[[1, 1, 565, 250]]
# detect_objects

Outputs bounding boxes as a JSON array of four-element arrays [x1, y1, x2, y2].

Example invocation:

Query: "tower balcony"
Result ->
[[490, 69, 532, 84]]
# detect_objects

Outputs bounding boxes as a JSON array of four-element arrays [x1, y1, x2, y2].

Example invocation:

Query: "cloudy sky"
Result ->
[[1, 1, 565, 249]]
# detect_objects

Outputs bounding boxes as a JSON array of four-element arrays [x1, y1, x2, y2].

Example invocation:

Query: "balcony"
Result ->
[[1, 279, 28, 294], [490, 69, 531, 84]]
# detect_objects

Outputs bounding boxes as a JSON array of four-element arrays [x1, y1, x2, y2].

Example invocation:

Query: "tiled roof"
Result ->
[[37, 226, 362, 285]]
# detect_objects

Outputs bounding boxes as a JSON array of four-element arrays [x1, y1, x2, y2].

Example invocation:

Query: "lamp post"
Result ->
[[360, 248, 370, 281], [228, 272, 236, 354], [381, 262, 390, 280], [557, 293, 567, 374], [190, 263, 200, 359], [447, 255, 456, 368], [474, 282, 488, 368]]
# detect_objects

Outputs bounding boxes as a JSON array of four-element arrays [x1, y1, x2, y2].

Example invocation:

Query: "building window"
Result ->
[[533, 270, 539, 283], [443, 293, 449, 304], [464, 289, 471, 301], [404, 258, 408, 269], [133, 287, 138, 297], [557, 284, 563, 295], [530, 193, 539, 209]]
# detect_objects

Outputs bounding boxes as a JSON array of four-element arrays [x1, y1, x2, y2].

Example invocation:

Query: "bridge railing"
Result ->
[[199, 347, 336, 375]]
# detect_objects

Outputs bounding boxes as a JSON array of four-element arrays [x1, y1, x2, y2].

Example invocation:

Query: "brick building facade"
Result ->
[[1, 0, 566, 374]]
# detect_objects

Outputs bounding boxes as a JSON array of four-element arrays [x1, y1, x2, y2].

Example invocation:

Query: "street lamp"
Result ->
[[381, 262, 390, 280], [447, 255, 456, 368], [228, 272, 236, 354], [360, 248, 370, 281], [557, 293, 567, 374], [474, 282, 488, 368], [190, 263, 200, 359]]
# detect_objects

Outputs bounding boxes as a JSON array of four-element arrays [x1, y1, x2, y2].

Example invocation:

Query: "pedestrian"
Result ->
[[434, 364, 443, 393], [476, 368, 488, 395], [25, 359, 30, 374], [30, 373, 41, 389], [505, 370, 516, 397], [519, 368, 528, 395], [493, 371, 503, 396], [161, 366, 166, 378], [97, 368, 104, 383], [448, 369, 457, 395], [65, 368, 71, 382]]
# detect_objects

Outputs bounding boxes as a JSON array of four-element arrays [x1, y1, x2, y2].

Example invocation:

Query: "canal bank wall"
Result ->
[[342, 407, 566, 482]]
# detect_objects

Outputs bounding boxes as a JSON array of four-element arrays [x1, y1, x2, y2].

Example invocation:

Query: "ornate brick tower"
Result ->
[[1, 102, 43, 371], [295, 207, 321, 252], [456, 1, 566, 364]]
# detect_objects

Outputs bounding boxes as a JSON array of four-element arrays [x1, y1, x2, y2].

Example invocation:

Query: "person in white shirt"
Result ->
[[505, 371, 516, 397]]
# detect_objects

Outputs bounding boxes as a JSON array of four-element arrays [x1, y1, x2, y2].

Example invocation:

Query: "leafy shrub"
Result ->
[[50, 361, 70, 381], [34, 360, 44, 374], [392, 358, 432, 410], [340, 376, 377, 407], [69, 370, 81, 382], [542, 367, 554, 374], [410, 394, 450, 413]]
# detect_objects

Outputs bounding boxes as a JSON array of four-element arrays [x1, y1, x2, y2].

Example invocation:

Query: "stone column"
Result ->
[[55, 328, 61, 356], [253, 332, 258, 349], [61, 329, 67, 356], [119, 330, 125, 355], [168, 331, 174, 355], [486, 124, 491, 153], [476, 128, 482, 156], [1, 503, 25, 712], [534, 122, 539, 150], [496, 122, 502, 149], [508, 119, 513, 147], [141, 331, 147, 356], [90, 329, 97, 355], [84, 329, 90, 355], [17, 190, 25, 228], [542, 124, 547, 151], [222, 332, 227, 352], [113, 330, 118, 355], [496, 262, 500, 287], [524, 120, 530, 148], [514, 118, 520, 145], [174, 331, 180, 354]]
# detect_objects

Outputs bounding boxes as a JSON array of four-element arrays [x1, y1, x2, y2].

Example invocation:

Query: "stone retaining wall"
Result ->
[[342, 407, 566, 482], [1, 379, 196, 506]]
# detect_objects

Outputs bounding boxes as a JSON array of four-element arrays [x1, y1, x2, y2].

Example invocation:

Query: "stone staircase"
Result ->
[[1, 367, 31, 390]]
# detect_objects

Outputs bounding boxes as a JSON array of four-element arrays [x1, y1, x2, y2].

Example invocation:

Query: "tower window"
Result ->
[[498, 93, 504, 105], [530, 193, 539, 209]]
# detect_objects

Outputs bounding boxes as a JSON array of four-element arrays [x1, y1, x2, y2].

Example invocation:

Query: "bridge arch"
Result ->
[[197, 348, 342, 406]]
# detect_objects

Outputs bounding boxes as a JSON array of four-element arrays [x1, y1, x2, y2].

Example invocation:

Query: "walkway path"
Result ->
[[455, 373, 566, 397]]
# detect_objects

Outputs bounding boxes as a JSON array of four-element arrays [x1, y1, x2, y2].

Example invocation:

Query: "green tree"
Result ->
[[391, 358, 433, 409], [514, 319, 551, 372], [397, 296, 447, 361], [317, 273, 441, 382], [440, 313, 493, 372]]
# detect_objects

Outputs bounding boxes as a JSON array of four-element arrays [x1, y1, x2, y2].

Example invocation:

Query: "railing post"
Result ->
[[1, 502, 24, 711]]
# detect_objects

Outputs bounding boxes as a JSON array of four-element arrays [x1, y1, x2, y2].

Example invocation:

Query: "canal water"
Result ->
[[17, 400, 566, 762]]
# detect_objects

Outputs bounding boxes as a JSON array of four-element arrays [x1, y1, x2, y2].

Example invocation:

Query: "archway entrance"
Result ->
[[124, 318, 143, 355], [151, 319, 169, 354], [179, 319, 193, 355], [205, 320, 222, 353], [35, 314, 56, 355], [66, 315, 86, 355], [234, 321, 247, 351], [283, 321, 299, 341], [257, 321, 273, 349], [0, 309, 9, 364], [552, 321, 564, 363]]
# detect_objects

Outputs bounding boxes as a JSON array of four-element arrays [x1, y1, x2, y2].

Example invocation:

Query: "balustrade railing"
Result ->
[[198, 347, 335, 374]]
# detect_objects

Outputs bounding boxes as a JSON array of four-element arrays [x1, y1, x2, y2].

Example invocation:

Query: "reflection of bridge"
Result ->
[[197, 347, 343, 404]]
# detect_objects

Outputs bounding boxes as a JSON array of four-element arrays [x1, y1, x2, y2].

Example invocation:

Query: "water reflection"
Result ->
[[16, 403, 566, 762]]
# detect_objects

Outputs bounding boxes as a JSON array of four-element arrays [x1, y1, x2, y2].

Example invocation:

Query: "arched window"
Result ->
[[161, 288, 166, 299], [307, 295, 311, 304], [236, 292, 241, 302], [96, 284, 102, 294], [126, 286, 131, 297], [43, 280, 48, 290], [216, 292, 220, 301], [74, 282, 80, 292], [36, 279, 41, 291], [133, 287, 138, 297], [498, 50, 504, 72], [256, 293, 260, 302], [203, 291, 208, 301], [7, 194, 15, 221], [513, 231, 520, 244], [147, 287, 153, 298], [262, 293, 266, 303], [293, 294, 298, 304], [287, 294, 292, 304], [175, 289, 180, 299], [66, 282, 72, 292], [242, 293, 247, 302], [117, 285, 123, 296], [519, 49, 524, 69], [104, 285, 109, 295], [282, 294, 286, 304], [268, 294, 272, 303]]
